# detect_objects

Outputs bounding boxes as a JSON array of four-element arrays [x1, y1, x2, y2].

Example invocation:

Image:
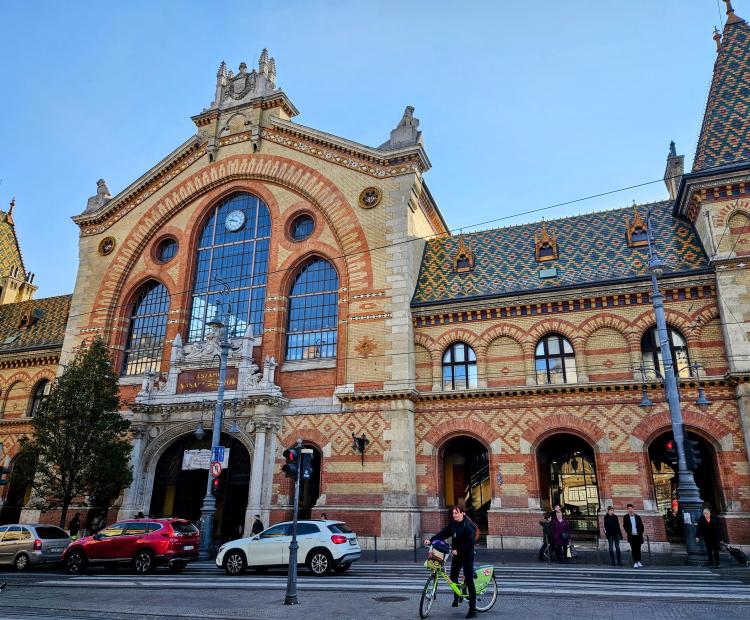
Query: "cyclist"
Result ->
[[424, 505, 477, 618]]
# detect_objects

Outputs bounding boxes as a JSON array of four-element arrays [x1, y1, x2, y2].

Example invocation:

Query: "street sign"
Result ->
[[213, 446, 225, 463], [182, 449, 230, 470], [210, 461, 222, 477]]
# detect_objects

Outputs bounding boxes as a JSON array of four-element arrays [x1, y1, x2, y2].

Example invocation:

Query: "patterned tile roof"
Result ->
[[412, 201, 709, 306], [0, 206, 26, 281], [0, 294, 71, 354], [693, 10, 750, 171]]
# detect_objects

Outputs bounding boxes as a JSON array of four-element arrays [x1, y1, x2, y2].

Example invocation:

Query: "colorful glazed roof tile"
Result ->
[[693, 6, 750, 171], [0, 202, 26, 281], [0, 294, 71, 353], [412, 201, 709, 306]]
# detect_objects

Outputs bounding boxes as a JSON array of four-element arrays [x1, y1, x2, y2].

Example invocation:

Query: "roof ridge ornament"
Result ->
[[84, 179, 112, 214], [724, 0, 744, 24], [713, 26, 722, 51], [534, 220, 558, 262], [379, 105, 423, 150], [626, 204, 649, 248], [453, 233, 475, 273]]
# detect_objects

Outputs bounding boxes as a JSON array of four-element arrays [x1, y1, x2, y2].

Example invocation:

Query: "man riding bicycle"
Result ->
[[424, 505, 478, 618]]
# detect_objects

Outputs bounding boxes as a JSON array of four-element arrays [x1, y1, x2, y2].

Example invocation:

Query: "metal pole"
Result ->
[[646, 213, 705, 566], [374, 535, 378, 564], [198, 322, 230, 560], [284, 438, 303, 605], [413, 534, 417, 562], [646, 534, 652, 566]]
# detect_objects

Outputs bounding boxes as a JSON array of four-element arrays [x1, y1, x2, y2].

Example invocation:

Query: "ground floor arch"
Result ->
[[537, 433, 600, 535], [299, 444, 322, 520], [0, 457, 31, 525], [442, 436, 490, 532], [148, 432, 250, 543]]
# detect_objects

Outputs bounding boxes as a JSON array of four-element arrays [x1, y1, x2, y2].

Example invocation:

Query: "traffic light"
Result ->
[[685, 438, 703, 470], [211, 475, 224, 497], [664, 439, 677, 468], [301, 448, 314, 481], [282, 447, 300, 479]]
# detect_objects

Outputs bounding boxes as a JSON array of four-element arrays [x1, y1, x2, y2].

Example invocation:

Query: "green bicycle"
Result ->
[[419, 544, 498, 618]]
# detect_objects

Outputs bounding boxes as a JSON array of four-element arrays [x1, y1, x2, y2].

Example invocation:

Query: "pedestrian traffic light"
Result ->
[[664, 439, 677, 467], [211, 475, 223, 497], [301, 448, 314, 481], [282, 447, 300, 479], [685, 438, 703, 470]]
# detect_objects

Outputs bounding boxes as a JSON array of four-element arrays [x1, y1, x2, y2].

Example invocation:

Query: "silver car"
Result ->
[[0, 524, 71, 571]]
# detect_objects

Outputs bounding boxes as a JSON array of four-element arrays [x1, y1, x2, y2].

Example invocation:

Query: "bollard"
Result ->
[[499, 533, 504, 565], [414, 534, 418, 563], [374, 535, 378, 564], [596, 538, 601, 565], [646, 534, 652, 566]]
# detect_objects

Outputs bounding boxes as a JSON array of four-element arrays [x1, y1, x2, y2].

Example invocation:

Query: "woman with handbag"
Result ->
[[549, 504, 572, 562]]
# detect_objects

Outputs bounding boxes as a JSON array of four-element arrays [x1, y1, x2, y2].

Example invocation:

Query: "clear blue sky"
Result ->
[[0, 1, 732, 297]]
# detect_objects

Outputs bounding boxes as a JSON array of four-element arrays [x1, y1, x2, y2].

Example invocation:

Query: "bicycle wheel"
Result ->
[[419, 573, 439, 618], [475, 574, 498, 612]]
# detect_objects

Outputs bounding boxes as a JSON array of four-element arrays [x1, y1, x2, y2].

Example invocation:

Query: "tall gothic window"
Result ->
[[442, 342, 478, 390], [188, 193, 271, 342], [122, 281, 170, 376], [28, 379, 50, 417], [535, 334, 577, 384], [641, 326, 691, 379], [285, 258, 339, 361]]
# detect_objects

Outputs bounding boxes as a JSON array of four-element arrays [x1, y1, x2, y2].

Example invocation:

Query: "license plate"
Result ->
[[51, 548, 64, 553], [183, 545, 194, 550]]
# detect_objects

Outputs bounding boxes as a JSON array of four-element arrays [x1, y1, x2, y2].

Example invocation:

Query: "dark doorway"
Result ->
[[298, 445, 322, 520], [537, 433, 600, 535], [649, 431, 722, 541], [442, 437, 490, 532], [0, 458, 30, 524], [149, 432, 250, 543]]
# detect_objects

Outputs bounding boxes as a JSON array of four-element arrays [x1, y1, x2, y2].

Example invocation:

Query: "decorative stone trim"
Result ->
[[358, 187, 382, 209], [280, 358, 336, 372], [98, 237, 116, 256]]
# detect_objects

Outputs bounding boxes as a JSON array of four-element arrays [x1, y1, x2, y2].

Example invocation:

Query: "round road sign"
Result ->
[[210, 461, 222, 477]]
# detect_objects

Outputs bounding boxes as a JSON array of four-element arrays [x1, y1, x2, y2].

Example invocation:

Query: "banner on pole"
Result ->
[[182, 449, 230, 470]]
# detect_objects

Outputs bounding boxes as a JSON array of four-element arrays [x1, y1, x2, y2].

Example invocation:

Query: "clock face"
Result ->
[[224, 209, 246, 232]]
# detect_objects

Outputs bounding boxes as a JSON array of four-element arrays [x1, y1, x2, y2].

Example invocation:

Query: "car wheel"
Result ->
[[308, 550, 332, 576], [334, 562, 351, 573], [223, 551, 246, 576], [169, 561, 186, 573], [66, 550, 88, 575], [14, 553, 30, 572], [133, 549, 154, 575]]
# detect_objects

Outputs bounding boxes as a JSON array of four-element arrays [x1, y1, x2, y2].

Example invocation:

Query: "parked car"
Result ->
[[216, 519, 361, 576], [62, 518, 199, 575], [0, 524, 71, 571]]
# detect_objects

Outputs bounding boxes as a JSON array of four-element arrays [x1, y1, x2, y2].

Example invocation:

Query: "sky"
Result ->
[[0, 0, 734, 297]]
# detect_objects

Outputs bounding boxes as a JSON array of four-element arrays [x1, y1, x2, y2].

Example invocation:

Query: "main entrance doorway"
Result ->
[[442, 436, 490, 532], [0, 457, 30, 524], [537, 433, 600, 535], [298, 445, 322, 520], [149, 432, 250, 542]]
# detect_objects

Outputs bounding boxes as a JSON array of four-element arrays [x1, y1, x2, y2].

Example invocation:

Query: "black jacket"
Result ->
[[603, 513, 621, 539], [432, 518, 476, 556], [622, 513, 644, 540], [251, 520, 264, 535], [696, 516, 722, 545]]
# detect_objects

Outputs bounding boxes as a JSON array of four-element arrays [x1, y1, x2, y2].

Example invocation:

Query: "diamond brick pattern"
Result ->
[[0, 209, 25, 280], [413, 201, 707, 305], [0, 294, 71, 352]]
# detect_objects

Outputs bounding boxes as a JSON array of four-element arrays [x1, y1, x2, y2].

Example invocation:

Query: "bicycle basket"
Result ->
[[427, 541, 449, 563], [473, 565, 494, 594]]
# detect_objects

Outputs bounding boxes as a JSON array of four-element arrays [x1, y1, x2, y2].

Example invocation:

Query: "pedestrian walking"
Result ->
[[68, 512, 81, 539], [603, 506, 623, 566], [622, 503, 644, 568], [696, 507, 724, 568], [251, 514, 264, 535], [549, 504, 572, 562], [538, 512, 552, 561], [424, 504, 478, 618]]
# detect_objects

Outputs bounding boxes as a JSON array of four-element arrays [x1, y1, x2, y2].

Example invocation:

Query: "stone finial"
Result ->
[[379, 105, 423, 150], [238, 61, 247, 74], [217, 60, 227, 78], [669, 140, 677, 157], [664, 140, 684, 200], [724, 0, 744, 24], [259, 48, 269, 75], [713, 27, 722, 51], [268, 57, 277, 86], [6, 197, 15, 224], [85, 179, 112, 213]]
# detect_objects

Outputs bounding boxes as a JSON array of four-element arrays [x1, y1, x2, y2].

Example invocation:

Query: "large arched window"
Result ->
[[188, 193, 271, 342], [641, 326, 691, 379], [442, 342, 478, 390], [28, 379, 50, 418], [122, 281, 170, 376], [285, 258, 339, 361], [535, 334, 577, 384]]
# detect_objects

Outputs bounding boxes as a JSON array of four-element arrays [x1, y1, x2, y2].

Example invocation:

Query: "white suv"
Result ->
[[216, 519, 361, 576]]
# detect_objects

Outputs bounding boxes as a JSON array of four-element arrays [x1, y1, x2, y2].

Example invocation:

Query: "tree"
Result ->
[[24, 338, 133, 527]]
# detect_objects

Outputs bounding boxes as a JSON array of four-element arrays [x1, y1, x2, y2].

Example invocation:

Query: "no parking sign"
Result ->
[[210, 461, 222, 477]]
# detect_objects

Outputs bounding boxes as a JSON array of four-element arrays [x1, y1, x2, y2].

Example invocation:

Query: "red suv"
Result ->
[[63, 518, 199, 575]]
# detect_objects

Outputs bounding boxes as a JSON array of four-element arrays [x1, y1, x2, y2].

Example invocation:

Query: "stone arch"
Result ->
[[522, 414, 606, 453], [632, 411, 732, 449], [477, 323, 527, 355], [631, 308, 695, 342], [480, 325, 527, 387], [435, 329, 481, 354], [0, 375, 31, 419], [579, 312, 633, 341], [727, 210, 750, 256], [414, 333, 439, 363], [526, 318, 581, 347]]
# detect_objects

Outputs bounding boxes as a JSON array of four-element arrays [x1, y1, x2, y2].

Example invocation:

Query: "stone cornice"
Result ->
[[674, 167, 750, 222], [130, 394, 289, 415], [0, 350, 60, 370], [191, 92, 300, 125], [0, 418, 34, 429]]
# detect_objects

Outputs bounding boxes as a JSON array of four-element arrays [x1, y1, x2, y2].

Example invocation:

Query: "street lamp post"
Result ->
[[198, 317, 231, 560], [646, 211, 706, 565]]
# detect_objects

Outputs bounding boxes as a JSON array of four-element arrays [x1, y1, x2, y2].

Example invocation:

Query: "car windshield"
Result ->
[[171, 521, 198, 535], [35, 526, 69, 539], [327, 523, 353, 534]]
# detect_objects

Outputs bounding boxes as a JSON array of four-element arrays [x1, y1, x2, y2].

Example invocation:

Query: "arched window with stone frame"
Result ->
[[27, 379, 50, 417], [535, 333, 577, 384], [121, 281, 170, 376], [640, 325, 692, 379], [442, 342, 478, 390]]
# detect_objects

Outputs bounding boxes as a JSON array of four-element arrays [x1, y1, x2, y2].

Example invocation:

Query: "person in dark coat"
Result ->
[[549, 504, 572, 562], [251, 514, 264, 536], [622, 503, 645, 568], [425, 505, 478, 619], [538, 512, 552, 560], [68, 513, 81, 538], [603, 506, 623, 566], [696, 507, 724, 568]]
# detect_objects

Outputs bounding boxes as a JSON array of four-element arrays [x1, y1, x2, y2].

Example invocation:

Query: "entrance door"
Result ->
[[442, 436, 490, 532]]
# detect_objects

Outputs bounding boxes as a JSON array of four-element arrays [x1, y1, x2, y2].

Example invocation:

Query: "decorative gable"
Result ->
[[625, 206, 649, 247], [534, 221, 558, 262], [453, 235, 475, 273]]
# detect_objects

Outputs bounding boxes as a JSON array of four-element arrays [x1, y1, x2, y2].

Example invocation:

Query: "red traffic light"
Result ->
[[665, 440, 674, 450]]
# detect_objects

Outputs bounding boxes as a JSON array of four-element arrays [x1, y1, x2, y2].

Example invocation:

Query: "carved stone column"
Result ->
[[117, 423, 148, 520]]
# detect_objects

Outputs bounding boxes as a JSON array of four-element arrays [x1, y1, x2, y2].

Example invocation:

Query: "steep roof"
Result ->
[[693, 6, 750, 171], [0, 294, 71, 354], [0, 203, 26, 280], [412, 201, 709, 306]]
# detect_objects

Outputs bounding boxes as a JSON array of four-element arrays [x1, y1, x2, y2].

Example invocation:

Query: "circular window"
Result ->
[[156, 238, 178, 263], [290, 214, 314, 242]]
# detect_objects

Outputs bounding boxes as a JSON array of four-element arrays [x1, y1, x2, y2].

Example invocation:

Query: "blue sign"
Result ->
[[213, 446, 225, 463]]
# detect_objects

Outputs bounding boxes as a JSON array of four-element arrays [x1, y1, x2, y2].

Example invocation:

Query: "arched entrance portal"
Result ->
[[442, 437, 490, 532], [649, 431, 722, 541], [0, 458, 31, 525], [298, 445, 322, 520], [149, 433, 250, 542], [537, 433, 600, 535]]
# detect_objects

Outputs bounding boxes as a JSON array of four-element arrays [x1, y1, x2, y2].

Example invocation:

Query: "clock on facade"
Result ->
[[224, 209, 246, 232]]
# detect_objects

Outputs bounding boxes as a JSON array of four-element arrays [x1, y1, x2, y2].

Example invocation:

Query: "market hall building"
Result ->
[[56, 7, 750, 549]]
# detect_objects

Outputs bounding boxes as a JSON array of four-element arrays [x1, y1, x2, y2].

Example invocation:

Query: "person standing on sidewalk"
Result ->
[[424, 505, 478, 619], [696, 507, 723, 568], [549, 504, 572, 562], [538, 512, 552, 561], [623, 503, 644, 568], [603, 506, 623, 566]]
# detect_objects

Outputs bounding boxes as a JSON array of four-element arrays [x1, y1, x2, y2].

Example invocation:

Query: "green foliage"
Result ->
[[25, 338, 133, 526], [8, 437, 37, 489]]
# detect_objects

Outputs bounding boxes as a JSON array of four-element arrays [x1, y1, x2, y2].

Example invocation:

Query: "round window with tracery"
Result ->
[[156, 238, 178, 263]]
